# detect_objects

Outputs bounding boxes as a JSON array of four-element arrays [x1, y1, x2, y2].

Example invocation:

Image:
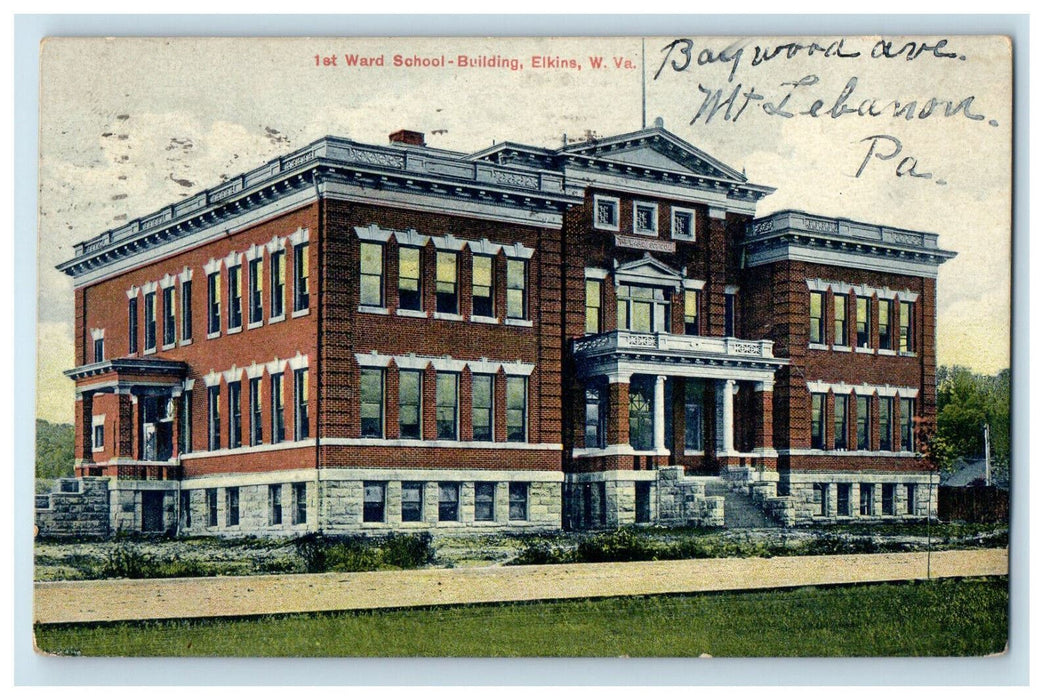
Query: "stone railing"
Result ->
[[573, 330, 776, 360], [748, 210, 943, 251]]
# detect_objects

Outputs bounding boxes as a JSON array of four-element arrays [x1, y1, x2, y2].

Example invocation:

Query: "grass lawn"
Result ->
[[35, 577, 1007, 657]]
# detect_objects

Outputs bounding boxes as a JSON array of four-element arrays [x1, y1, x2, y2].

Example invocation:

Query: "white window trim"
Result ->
[[91, 414, 106, 452], [358, 305, 389, 315], [670, 206, 696, 241], [593, 195, 620, 231], [470, 314, 500, 325], [632, 201, 659, 237], [434, 312, 464, 322], [396, 309, 429, 319]]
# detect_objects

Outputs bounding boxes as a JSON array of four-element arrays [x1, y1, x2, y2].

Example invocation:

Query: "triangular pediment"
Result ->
[[613, 254, 686, 289], [561, 128, 747, 182]]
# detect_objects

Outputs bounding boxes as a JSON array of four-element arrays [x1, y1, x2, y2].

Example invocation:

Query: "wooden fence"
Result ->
[[938, 485, 1009, 523]]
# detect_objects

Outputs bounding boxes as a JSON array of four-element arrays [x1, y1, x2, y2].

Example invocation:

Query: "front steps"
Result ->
[[702, 477, 781, 528]]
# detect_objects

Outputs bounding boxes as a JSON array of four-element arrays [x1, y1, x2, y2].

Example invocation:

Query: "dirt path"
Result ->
[[34, 548, 1008, 625]]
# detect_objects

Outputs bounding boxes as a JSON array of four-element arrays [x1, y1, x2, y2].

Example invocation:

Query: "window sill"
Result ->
[[92, 447, 104, 453], [206, 332, 220, 341], [504, 318, 533, 328], [247, 321, 264, 330], [396, 309, 428, 318], [877, 349, 896, 356], [291, 308, 310, 319], [593, 222, 620, 232], [161, 343, 176, 351], [632, 229, 658, 237], [683, 449, 706, 457], [470, 315, 499, 325], [358, 305, 389, 316], [434, 312, 463, 322], [143, 347, 157, 356], [227, 327, 242, 335], [856, 346, 874, 354], [269, 314, 286, 324], [832, 344, 851, 353], [808, 343, 828, 351], [900, 351, 918, 358], [179, 339, 193, 347], [671, 235, 696, 243]]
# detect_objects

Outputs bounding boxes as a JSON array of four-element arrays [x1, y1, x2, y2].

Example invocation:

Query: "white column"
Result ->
[[716, 379, 736, 455], [653, 375, 667, 453]]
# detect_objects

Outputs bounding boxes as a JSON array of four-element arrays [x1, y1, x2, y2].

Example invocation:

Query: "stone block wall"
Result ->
[[35, 477, 111, 538], [108, 481, 179, 535], [657, 467, 723, 527], [785, 471, 938, 524]]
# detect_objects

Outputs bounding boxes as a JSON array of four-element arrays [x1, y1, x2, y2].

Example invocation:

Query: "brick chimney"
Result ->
[[389, 129, 425, 147]]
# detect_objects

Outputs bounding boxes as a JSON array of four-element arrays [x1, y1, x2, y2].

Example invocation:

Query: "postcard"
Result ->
[[33, 34, 1011, 659]]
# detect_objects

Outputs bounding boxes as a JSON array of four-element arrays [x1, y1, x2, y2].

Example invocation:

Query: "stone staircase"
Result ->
[[702, 478, 781, 529]]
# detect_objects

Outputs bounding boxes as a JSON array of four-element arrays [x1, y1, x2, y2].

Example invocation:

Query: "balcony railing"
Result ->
[[116, 463, 182, 481], [573, 330, 778, 361]]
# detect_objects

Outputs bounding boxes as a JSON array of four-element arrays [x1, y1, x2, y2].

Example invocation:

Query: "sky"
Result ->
[[36, 35, 1013, 424]]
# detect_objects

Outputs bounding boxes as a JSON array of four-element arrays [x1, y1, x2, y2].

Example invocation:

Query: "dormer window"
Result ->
[[594, 195, 620, 231], [633, 202, 658, 236]]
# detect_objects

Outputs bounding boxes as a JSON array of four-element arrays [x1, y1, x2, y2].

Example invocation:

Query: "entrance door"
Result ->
[[141, 491, 164, 532], [628, 378, 654, 450]]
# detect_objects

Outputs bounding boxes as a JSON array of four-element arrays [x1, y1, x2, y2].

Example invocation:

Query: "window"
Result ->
[[226, 487, 240, 527], [207, 273, 220, 335], [584, 384, 605, 449], [507, 258, 526, 319], [617, 285, 669, 333], [398, 246, 421, 311], [907, 484, 919, 515], [359, 242, 384, 308], [900, 397, 915, 452], [811, 394, 826, 449], [856, 394, 870, 450], [128, 298, 138, 353], [813, 484, 829, 516], [585, 279, 602, 334], [472, 255, 494, 317], [228, 265, 242, 330], [206, 488, 218, 527], [293, 369, 309, 440], [293, 243, 309, 312], [181, 279, 193, 341], [93, 337, 104, 363], [360, 368, 384, 438], [228, 380, 242, 449], [293, 482, 307, 525], [671, 208, 695, 241], [144, 291, 157, 350], [628, 378, 654, 451], [878, 299, 892, 350], [809, 291, 825, 344], [860, 483, 874, 516], [882, 484, 896, 516], [270, 249, 286, 318], [833, 294, 847, 346], [724, 292, 736, 337], [836, 483, 851, 517], [158, 287, 174, 346], [474, 483, 495, 521], [92, 422, 105, 451], [248, 258, 264, 324], [472, 374, 493, 441], [635, 482, 652, 523], [363, 482, 385, 522], [879, 396, 893, 450], [509, 482, 528, 521], [435, 372, 459, 441], [179, 391, 193, 454], [401, 482, 423, 522], [506, 376, 527, 442], [684, 289, 699, 335], [435, 251, 459, 314], [899, 300, 915, 353], [856, 297, 870, 348], [180, 491, 191, 529], [438, 483, 459, 522], [207, 385, 221, 451], [249, 378, 262, 446], [398, 369, 421, 439], [269, 484, 283, 526], [633, 201, 657, 235], [271, 373, 286, 443], [594, 195, 619, 230], [833, 394, 848, 450]]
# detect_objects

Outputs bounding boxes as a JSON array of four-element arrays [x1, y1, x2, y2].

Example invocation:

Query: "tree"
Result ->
[[935, 366, 1010, 484], [35, 419, 75, 480]]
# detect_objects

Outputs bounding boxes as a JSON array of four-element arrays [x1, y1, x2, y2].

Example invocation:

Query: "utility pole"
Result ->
[[984, 423, 991, 485]]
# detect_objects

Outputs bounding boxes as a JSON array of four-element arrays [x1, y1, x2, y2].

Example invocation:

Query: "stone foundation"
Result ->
[[565, 467, 723, 529], [782, 470, 938, 524], [35, 477, 111, 538]]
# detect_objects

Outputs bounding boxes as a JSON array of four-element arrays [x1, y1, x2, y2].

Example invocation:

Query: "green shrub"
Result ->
[[380, 532, 434, 568], [577, 528, 659, 563], [511, 542, 575, 565], [102, 543, 153, 579], [293, 532, 434, 573]]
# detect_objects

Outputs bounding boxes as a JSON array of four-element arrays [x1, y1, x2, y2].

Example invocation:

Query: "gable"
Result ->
[[612, 254, 686, 289], [561, 129, 747, 183]]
